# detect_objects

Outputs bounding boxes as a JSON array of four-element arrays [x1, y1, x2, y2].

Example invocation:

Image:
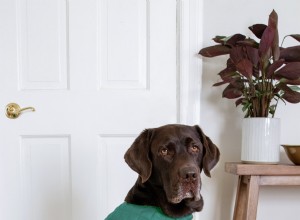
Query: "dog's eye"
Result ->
[[160, 148, 168, 156], [190, 145, 199, 153]]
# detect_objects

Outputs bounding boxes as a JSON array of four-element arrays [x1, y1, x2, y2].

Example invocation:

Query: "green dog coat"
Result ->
[[105, 202, 193, 220]]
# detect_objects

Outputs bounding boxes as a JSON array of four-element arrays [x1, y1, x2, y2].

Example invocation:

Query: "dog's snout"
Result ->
[[180, 166, 198, 181]]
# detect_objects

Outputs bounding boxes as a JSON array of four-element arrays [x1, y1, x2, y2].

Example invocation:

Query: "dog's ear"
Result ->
[[194, 125, 220, 177], [124, 129, 153, 183]]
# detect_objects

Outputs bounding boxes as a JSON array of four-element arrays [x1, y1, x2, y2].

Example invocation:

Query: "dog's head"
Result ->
[[124, 124, 220, 216]]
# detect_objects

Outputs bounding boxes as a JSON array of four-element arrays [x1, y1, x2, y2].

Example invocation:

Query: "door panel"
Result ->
[[98, 135, 137, 218], [98, 0, 148, 89], [20, 136, 71, 220], [17, 0, 68, 90]]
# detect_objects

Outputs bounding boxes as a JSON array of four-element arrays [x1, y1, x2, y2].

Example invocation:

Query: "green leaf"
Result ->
[[212, 36, 227, 43], [269, 104, 276, 115], [274, 93, 286, 104], [242, 102, 251, 112], [289, 85, 300, 92]]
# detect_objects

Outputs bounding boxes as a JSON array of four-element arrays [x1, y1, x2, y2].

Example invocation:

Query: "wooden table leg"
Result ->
[[233, 175, 248, 220], [245, 176, 260, 220], [233, 175, 260, 220]]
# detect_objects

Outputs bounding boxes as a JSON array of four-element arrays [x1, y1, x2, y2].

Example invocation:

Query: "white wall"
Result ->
[[199, 1, 300, 219]]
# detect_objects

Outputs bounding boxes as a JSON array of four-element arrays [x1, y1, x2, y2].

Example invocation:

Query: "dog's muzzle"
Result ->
[[168, 166, 201, 204]]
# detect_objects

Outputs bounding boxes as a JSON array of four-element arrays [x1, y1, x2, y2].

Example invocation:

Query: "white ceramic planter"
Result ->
[[241, 118, 280, 164]]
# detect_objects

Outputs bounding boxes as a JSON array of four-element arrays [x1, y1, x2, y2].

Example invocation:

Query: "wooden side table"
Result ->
[[225, 162, 300, 220]]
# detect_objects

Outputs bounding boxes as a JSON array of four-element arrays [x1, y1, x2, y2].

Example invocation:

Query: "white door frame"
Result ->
[[178, 0, 202, 126]]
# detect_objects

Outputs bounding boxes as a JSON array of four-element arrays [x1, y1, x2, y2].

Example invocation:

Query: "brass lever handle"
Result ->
[[5, 103, 35, 119]]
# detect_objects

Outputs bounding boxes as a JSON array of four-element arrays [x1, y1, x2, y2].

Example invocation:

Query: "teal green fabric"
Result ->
[[105, 202, 193, 220]]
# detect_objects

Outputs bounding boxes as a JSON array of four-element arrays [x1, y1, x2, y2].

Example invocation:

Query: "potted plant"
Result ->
[[199, 10, 300, 164]]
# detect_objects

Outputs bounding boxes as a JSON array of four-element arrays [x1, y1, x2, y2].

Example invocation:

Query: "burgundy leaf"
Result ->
[[227, 58, 235, 68], [222, 84, 243, 99], [268, 10, 278, 29], [258, 11, 278, 60], [213, 81, 228, 87], [246, 46, 259, 66], [218, 68, 238, 81], [274, 87, 280, 94], [275, 62, 300, 80], [288, 34, 300, 42], [268, 10, 280, 61], [280, 46, 300, 62], [235, 98, 244, 106], [218, 59, 237, 80], [230, 46, 245, 64], [248, 24, 267, 39], [272, 31, 280, 61], [225, 34, 246, 47], [280, 78, 300, 85], [259, 26, 275, 60], [266, 59, 285, 78], [277, 83, 300, 103], [199, 45, 231, 57], [236, 59, 253, 78], [230, 78, 245, 90], [237, 38, 259, 48]]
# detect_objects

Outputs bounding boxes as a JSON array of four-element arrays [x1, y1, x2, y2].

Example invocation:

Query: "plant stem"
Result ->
[[281, 35, 288, 47]]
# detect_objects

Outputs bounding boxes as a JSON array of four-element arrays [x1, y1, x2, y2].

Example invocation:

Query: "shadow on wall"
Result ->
[[201, 56, 243, 219]]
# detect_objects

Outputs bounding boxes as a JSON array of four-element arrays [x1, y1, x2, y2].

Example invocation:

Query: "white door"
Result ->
[[0, 0, 200, 220]]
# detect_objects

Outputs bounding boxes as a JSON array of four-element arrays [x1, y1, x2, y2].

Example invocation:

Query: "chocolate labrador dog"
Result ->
[[106, 125, 220, 220], [122, 124, 220, 218]]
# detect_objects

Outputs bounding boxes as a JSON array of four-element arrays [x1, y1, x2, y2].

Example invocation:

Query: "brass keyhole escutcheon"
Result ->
[[5, 103, 35, 119]]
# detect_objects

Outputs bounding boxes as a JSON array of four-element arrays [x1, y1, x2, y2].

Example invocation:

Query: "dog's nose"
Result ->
[[180, 166, 198, 181]]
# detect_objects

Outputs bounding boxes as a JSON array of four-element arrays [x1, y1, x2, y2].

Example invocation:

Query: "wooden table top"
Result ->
[[225, 162, 300, 176]]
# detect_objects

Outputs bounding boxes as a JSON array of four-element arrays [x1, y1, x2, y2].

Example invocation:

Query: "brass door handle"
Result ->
[[5, 103, 35, 119]]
